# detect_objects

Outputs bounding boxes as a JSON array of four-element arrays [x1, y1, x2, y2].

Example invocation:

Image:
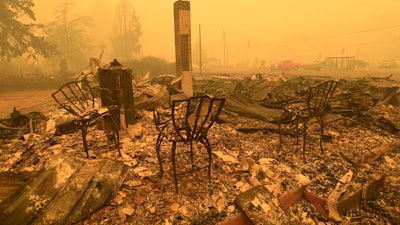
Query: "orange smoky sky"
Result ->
[[34, 0, 400, 65]]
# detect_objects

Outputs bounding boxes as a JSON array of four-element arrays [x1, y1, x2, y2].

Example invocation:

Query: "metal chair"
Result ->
[[52, 80, 121, 158], [278, 80, 338, 160], [153, 94, 225, 193]]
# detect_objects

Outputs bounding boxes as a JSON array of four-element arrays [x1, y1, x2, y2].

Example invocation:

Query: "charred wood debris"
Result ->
[[1, 72, 400, 224]]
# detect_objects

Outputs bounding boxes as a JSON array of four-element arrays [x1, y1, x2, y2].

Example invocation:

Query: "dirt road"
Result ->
[[0, 89, 55, 117]]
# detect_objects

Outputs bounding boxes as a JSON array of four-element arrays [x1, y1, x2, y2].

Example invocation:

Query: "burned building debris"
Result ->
[[2, 0, 400, 223], [1, 71, 400, 224]]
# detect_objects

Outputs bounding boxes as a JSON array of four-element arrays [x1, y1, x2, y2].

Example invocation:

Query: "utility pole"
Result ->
[[223, 28, 226, 68], [199, 24, 202, 75], [226, 46, 228, 68]]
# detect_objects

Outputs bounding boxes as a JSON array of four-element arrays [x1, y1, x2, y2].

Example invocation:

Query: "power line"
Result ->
[[214, 24, 400, 48], [280, 24, 400, 44]]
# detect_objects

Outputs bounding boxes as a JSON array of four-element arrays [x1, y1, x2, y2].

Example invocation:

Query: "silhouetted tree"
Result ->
[[45, 2, 94, 72], [0, 0, 54, 61], [112, 0, 142, 60]]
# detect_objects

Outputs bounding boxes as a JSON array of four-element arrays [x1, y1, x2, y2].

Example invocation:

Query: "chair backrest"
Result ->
[[52, 80, 96, 117], [306, 80, 338, 116], [171, 94, 225, 142]]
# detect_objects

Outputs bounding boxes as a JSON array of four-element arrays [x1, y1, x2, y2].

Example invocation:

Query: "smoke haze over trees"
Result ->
[[1, 0, 399, 93], [44, 2, 94, 74], [0, 0, 54, 61], [112, 0, 142, 61]]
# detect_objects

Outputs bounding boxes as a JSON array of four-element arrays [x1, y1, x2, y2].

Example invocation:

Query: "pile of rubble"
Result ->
[[1, 73, 399, 224]]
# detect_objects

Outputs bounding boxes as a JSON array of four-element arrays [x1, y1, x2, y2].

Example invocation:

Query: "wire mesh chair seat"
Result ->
[[278, 80, 338, 160], [153, 94, 225, 193], [52, 80, 121, 158]]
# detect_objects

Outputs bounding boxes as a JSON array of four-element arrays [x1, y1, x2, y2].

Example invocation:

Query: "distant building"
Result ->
[[325, 56, 355, 70]]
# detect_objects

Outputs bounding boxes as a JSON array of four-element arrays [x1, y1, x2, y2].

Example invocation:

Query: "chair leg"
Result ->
[[190, 141, 194, 170], [317, 116, 325, 154], [302, 119, 307, 161], [155, 133, 164, 178], [81, 121, 90, 158], [171, 141, 179, 194], [201, 137, 212, 183], [105, 115, 121, 157]]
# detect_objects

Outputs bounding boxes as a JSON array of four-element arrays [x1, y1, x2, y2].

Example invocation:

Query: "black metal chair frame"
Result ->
[[278, 80, 338, 160], [153, 94, 225, 193], [52, 80, 121, 158]]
